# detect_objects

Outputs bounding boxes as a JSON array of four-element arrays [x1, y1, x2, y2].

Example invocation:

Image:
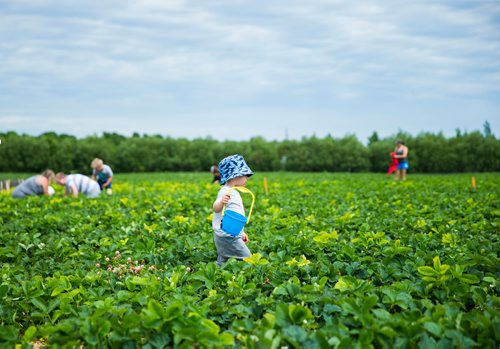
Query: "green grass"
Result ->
[[0, 173, 498, 348]]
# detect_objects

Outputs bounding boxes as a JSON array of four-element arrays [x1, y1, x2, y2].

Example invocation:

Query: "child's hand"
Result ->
[[241, 232, 249, 243], [221, 193, 230, 204]]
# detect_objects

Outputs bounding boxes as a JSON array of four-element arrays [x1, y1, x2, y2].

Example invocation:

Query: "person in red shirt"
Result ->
[[387, 152, 399, 177]]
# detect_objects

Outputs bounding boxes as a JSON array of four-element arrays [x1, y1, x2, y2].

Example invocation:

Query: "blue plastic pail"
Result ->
[[221, 210, 247, 236]]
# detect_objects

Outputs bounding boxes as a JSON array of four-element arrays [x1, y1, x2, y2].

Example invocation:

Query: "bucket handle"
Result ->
[[221, 186, 255, 224]]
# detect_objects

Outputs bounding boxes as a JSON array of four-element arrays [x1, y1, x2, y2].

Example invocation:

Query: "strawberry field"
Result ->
[[0, 173, 499, 348]]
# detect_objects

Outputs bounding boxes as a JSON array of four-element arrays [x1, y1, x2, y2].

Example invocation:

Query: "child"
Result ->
[[91, 158, 113, 195], [212, 154, 254, 266], [387, 152, 399, 177]]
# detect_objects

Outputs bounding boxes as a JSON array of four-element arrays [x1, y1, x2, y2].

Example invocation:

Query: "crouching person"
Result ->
[[12, 170, 55, 198], [91, 158, 113, 195], [55, 172, 101, 198]]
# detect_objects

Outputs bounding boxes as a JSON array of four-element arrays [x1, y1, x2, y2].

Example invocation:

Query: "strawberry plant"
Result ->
[[0, 173, 498, 347]]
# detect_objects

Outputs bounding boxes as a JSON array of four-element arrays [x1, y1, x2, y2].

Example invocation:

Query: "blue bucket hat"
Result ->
[[218, 154, 253, 185]]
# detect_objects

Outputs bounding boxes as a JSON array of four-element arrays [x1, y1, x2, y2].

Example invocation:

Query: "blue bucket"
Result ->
[[221, 210, 247, 236]]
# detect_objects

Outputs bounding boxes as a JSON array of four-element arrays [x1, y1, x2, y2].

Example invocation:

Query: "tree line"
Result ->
[[0, 127, 498, 173]]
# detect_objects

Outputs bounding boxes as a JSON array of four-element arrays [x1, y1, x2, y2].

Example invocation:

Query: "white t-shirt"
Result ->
[[212, 185, 246, 237]]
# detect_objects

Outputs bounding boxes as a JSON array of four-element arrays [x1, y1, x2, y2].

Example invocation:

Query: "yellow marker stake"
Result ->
[[471, 176, 476, 189], [263, 177, 269, 195]]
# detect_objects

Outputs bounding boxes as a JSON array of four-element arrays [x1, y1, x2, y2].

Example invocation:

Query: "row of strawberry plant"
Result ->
[[0, 173, 498, 347]]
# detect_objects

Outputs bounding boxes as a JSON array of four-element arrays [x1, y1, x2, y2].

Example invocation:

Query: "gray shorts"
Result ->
[[213, 233, 251, 266]]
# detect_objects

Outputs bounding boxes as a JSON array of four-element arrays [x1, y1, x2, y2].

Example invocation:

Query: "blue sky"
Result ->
[[1, 0, 499, 142]]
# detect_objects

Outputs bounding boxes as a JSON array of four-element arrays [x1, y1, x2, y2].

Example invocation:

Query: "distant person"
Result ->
[[212, 154, 254, 266], [210, 165, 221, 184], [55, 173, 101, 198], [12, 170, 56, 198], [394, 140, 409, 180], [387, 152, 399, 177], [91, 158, 113, 195]]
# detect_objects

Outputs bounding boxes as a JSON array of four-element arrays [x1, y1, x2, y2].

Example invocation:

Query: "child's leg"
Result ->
[[214, 234, 251, 266]]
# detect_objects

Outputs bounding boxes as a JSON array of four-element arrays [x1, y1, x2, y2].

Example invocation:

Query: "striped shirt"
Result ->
[[66, 174, 101, 198]]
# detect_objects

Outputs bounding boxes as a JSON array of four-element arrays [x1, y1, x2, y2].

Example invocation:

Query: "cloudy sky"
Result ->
[[1, 0, 499, 142]]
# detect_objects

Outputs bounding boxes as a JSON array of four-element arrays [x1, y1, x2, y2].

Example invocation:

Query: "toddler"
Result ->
[[212, 154, 254, 266]]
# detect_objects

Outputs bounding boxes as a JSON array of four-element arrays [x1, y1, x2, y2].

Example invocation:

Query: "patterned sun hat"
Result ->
[[218, 154, 253, 185]]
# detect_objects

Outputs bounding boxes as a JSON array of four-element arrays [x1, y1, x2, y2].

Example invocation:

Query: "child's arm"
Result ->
[[213, 193, 231, 213]]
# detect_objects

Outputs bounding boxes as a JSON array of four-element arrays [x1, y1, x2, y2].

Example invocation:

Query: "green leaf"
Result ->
[[483, 276, 496, 285], [23, 326, 37, 341], [0, 326, 18, 341], [313, 231, 339, 243], [219, 332, 234, 346], [164, 302, 182, 322], [424, 322, 442, 337], [379, 326, 397, 338], [288, 304, 312, 325], [51, 287, 66, 297], [31, 298, 48, 313], [439, 264, 450, 275], [334, 276, 359, 291], [0, 284, 8, 299], [459, 274, 479, 284], [362, 295, 378, 312], [275, 304, 290, 327], [147, 299, 164, 319], [244, 253, 269, 266], [418, 266, 438, 277], [262, 313, 276, 329], [433, 256, 442, 271], [422, 276, 437, 282]]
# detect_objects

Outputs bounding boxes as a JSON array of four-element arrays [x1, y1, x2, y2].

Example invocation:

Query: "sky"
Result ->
[[1, 0, 499, 142]]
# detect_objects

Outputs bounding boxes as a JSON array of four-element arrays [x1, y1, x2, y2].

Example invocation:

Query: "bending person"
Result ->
[[55, 173, 101, 198], [12, 170, 55, 198]]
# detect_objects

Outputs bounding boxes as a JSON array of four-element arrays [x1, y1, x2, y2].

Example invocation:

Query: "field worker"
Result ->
[[212, 154, 254, 266], [394, 140, 409, 180], [12, 170, 56, 198], [210, 165, 221, 184], [55, 172, 101, 198], [91, 158, 113, 195]]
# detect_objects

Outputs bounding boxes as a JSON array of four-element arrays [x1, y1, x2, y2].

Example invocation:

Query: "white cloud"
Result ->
[[0, 0, 498, 139]]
